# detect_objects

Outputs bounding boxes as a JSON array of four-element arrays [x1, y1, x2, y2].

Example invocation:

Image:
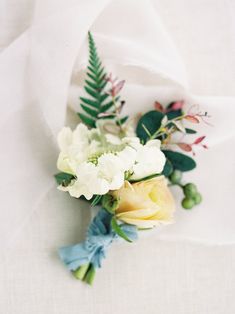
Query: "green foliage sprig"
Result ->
[[136, 101, 209, 210], [78, 32, 126, 128]]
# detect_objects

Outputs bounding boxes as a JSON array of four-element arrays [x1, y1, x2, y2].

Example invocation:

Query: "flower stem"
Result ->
[[112, 96, 124, 133], [83, 265, 96, 285], [73, 264, 90, 280]]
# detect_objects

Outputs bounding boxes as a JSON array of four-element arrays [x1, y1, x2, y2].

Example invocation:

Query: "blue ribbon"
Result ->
[[59, 209, 138, 271]]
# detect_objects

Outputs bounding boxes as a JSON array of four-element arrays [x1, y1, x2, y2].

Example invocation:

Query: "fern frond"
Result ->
[[78, 32, 114, 127], [78, 32, 128, 128]]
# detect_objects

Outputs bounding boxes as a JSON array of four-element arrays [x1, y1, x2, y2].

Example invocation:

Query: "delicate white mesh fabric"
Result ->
[[0, 0, 235, 313]]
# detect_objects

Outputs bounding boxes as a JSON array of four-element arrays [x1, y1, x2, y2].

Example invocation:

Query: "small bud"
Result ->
[[102, 194, 120, 214]]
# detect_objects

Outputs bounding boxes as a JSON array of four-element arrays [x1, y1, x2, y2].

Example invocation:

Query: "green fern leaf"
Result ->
[[99, 80, 108, 90], [87, 72, 98, 83], [100, 93, 109, 103], [78, 113, 95, 128], [78, 32, 127, 128], [80, 97, 99, 108], [84, 86, 98, 99], [80, 104, 98, 117], [100, 101, 114, 113], [85, 80, 99, 90]]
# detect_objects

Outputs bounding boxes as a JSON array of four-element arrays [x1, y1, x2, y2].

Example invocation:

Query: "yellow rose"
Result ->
[[112, 176, 175, 229]]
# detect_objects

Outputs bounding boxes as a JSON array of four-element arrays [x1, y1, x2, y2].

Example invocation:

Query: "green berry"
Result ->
[[193, 193, 202, 205], [183, 183, 197, 198], [182, 197, 195, 209], [169, 170, 182, 184]]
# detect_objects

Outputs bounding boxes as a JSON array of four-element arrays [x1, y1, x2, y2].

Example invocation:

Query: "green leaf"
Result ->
[[100, 101, 114, 113], [84, 86, 98, 99], [54, 172, 74, 186], [185, 128, 197, 134], [136, 110, 164, 143], [80, 97, 99, 109], [162, 159, 173, 177], [166, 102, 183, 120], [163, 150, 196, 172], [111, 217, 132, 243], [100, 93, 109, 103], [81, 104, 98, 117], [119, 116, 129, 124], [100, 97, 120, 113], [166, 109, 182, 120], [78, 32, 126, 128], [97, 67, 105, 79], [87, 65, 97, 76], [99, 80, 108, 90], [78, 113, 95, 127], [87, 72, 98, 83], [85, 79, 99, 91], [91, 195, 103, 207]]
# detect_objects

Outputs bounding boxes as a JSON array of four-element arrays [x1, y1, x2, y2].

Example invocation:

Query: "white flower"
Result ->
[[117, 146, 137, 171], [57, 124, 99, 175], [97, 153, 125, 190], [61, 152, 130, 200], [56, 123, 166, 200], [59, 162, 110, 200], [130, 140, 166, 180], [105, 134, 122, 145]]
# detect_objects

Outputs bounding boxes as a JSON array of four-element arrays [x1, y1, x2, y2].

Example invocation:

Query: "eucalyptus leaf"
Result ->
[[163, 150, 196, 172], [166, 109, 182, 120], [166, 102, 183, 120], [161, 159, 173, 177], [136, 110, 164, 143]]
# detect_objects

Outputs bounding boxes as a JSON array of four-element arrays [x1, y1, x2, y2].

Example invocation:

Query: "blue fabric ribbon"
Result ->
[[59, 209, 138, 271]]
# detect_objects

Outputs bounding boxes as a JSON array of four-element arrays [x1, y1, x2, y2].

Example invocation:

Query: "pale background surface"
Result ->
[[1, 0, 235, 313]]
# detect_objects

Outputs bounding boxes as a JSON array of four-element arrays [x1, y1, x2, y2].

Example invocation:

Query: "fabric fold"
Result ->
[[0, 0, 234, 250]]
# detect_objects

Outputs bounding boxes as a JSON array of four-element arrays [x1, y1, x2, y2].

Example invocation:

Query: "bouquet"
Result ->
[[55, 32, 208, 285]]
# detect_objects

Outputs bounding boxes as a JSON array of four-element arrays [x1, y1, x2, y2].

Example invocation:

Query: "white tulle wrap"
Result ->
[[0, 0, 235, 251]]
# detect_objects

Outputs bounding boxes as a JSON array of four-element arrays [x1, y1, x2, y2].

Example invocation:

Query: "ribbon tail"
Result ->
[[58, 243, 92, 271]]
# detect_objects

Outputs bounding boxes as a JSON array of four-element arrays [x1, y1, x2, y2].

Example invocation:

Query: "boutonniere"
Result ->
[[55, 32, 209, 285]]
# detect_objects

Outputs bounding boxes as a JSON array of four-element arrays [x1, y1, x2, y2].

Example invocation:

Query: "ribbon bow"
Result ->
[[59, 209, 138, 272]]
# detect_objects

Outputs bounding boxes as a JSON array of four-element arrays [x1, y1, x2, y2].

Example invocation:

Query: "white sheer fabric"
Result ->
[[0, 0, 234, 249], [1, 1, 235, 314]]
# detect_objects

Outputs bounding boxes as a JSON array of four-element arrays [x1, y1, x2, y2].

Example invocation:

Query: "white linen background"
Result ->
[[0, 0, 235, 313]]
